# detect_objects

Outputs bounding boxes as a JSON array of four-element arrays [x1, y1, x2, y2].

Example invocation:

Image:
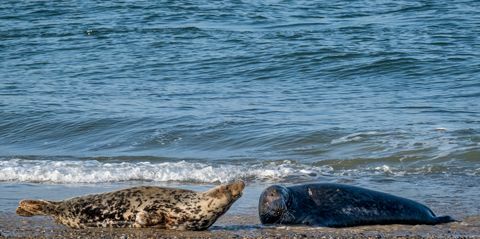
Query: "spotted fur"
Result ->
[[16, 181, 245, 230]]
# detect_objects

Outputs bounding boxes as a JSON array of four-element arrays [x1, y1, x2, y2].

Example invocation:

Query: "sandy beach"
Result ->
[[2, 182, 478, 239], [1, 212, 479, 239]]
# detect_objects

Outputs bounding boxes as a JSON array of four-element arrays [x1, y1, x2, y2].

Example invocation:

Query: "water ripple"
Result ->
[[0, 0, 479, 173]]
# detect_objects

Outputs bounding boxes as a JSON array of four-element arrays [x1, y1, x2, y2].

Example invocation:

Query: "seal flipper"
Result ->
[[434, 215, 456, 224], [16, 200, 58, 217], [134, 210, 166, 228]]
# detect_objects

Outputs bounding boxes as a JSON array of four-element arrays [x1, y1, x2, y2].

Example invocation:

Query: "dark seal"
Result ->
[[259, 183, 455, 227], [16, 181, 245, 230]]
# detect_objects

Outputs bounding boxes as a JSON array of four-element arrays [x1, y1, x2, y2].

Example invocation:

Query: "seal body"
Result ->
[[259, 183, 454, 227], [17, 181, 245, 230]]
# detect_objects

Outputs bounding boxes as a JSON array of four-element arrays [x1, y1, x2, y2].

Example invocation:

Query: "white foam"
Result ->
[[0, 158, 333, 184], [1, 158, 476, 184], [330, 131, 381, 144]]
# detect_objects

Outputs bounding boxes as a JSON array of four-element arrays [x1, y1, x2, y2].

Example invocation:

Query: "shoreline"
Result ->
[[1, 212, 479, 239], [1, 182, 480, 238]]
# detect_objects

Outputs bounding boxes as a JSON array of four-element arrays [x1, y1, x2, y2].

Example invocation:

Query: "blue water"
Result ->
[[0, 1, 479, 215]]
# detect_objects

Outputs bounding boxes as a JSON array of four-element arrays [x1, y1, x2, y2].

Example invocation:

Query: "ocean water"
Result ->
[[0, 1, 479, 216]]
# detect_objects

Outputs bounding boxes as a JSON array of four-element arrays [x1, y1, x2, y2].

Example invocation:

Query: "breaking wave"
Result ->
[[0, 158, 330, 184], [0, 158, 477, 184]]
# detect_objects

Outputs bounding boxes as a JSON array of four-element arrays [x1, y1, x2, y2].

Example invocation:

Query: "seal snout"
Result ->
[[227, 180, 245, 198], [204, 180, 245, 200]]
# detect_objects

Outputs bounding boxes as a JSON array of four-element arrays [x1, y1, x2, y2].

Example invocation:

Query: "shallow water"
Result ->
[[0, 1, 479, 215]]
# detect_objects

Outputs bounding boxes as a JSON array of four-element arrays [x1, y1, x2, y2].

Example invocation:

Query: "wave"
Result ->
[[330, 131, 383, 144], [0, 158, 330, 184], [0, 158, 477, 184]]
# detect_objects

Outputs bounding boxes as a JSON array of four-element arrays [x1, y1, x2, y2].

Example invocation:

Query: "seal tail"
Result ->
[[434, 215, 457, 224], [16, 200, 58, 217]]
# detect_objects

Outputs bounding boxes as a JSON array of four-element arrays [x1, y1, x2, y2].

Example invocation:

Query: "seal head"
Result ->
[[258, 185, 291, 224], [198, 180, 245, 229]]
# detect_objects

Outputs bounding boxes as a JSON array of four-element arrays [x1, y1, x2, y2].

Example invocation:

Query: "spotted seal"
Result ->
[[259, 183, 455, 227], [16, 181, 245, 230]]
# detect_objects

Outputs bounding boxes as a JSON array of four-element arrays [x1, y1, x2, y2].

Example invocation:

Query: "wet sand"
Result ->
[[1, 212, 479, 239]]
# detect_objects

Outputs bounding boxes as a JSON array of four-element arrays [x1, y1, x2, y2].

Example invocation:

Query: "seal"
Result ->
[[16, 181, 245, 230], [259, 183, 455, 227]]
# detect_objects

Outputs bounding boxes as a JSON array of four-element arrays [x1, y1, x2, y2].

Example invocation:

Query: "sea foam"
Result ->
[[1, 158, 476, 184], [0, 158, 333, 184]]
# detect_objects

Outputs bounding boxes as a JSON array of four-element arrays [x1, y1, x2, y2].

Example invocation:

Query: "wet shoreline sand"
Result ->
[[1, 212, 479, 239]]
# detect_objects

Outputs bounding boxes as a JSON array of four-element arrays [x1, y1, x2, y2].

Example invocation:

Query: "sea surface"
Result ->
[[0, 1, 479, 217]]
